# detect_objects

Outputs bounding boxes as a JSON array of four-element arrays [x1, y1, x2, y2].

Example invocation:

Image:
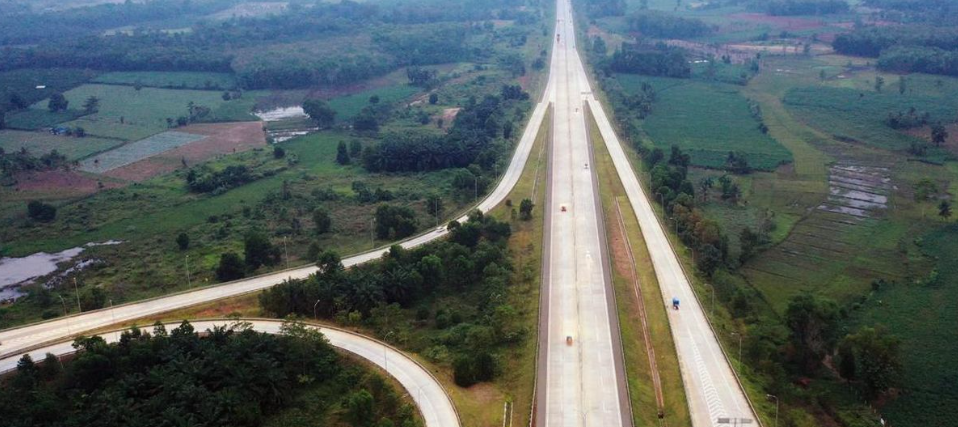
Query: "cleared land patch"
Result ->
[[79, 131, 206, 173], [618, 74, 793, 170], [105, 121, 267, 181]]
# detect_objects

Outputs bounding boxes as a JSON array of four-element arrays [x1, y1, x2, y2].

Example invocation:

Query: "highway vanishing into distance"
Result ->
[[535, 1, 629, 427], [0, 0, 757, 426], [0, 319, 460, 427]]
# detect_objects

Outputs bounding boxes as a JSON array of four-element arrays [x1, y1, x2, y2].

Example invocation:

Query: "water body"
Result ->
[[0, 241, 122, 301], [254, 106, 317, 143], [253, 106, 307, 122]]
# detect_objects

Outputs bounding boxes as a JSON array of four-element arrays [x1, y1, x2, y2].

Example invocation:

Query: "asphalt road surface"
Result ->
[[585, 56, 758, 427], [535, 1, 630, 426], [0, 319, 459, 427]]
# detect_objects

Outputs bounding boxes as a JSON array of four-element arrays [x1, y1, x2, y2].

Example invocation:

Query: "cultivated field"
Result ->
[[32, 84, 259, 141], [0, 130, 121, 161], [105, 121, 267, 181], [618, 74, 793, 170], [79, 131, 206, 173]]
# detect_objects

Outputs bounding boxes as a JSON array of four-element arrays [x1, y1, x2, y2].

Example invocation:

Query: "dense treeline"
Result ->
[[362, 92, 526, 172], [0, 0, 541, 90], [0, 0, 240, 45], [609, 43, 691, 78], [626, 12, 715, 39], [577, 0, 626, 18], [756, 0, 849, 16], [877, 45, 958, 76], [833, 26, 958, 75], [0, 320, 421, 427], [833, 26, 958, 57], [260, 212, 520, 386], [861, 0, 958, 25]]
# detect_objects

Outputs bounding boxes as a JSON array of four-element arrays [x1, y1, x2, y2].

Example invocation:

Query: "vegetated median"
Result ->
[[589, 106, 691, 427]]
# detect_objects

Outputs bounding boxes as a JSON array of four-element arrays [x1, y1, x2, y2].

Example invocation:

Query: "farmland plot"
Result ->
[[79, 131, 205, 173]]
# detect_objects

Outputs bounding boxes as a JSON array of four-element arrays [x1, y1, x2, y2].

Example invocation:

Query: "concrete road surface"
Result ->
[[535, 1, 630, 426], [0, 319, 459, 427], [0, 68, 552, 362], [584, 53, 759, 427]]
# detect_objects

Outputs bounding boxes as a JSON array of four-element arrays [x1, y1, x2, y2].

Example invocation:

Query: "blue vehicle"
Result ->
[[672, 297, 680, 310]]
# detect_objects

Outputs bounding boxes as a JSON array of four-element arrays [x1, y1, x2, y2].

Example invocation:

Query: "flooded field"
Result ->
[[0, 241, 121, 301]]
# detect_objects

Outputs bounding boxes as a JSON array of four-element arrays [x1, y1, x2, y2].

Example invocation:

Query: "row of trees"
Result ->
[[608, 43, 691, 78], [260, 212, 519, 386], [1, 320, 419, 427], [756, 0, 849, 16], [626, 12, 715, 39]]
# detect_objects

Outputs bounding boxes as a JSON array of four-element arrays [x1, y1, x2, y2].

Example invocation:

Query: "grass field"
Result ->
[[617, 74, 793, 170], [30, 84, 261, 141], [5, 108, 85, 130], [0, 68, 97, 109], [0, 129, 122, 160], [784, 85, 958, 159], [328, 84, 420, 121], [93, 71, 237, 90], [853, 225, 958, 427]]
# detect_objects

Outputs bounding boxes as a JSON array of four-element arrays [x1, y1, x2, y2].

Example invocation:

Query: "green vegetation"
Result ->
[[783, 85, 958, 160], [31, 84, 260, 141], [0, 68, 97, 112], [93, 71, 237, 90], [328, 85, 420, 122], [852, 226, 958, 426], [0, 320, 420, 427], [618, 74, 793, 170], [591, 109, 691, 427], [0, 130, 120, 161]]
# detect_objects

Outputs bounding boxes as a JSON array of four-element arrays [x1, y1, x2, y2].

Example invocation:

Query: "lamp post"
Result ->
[[283, 236, 289, 270], [705, 282, 715, 316], [185, 255, 191, 288], [731, 332, 743, 373], [109, 299, 117, 341], [58, 295, 70, 335], [313, 299, 321, 320], [73, 278, 81, 313], [766, 394, 779, 427]]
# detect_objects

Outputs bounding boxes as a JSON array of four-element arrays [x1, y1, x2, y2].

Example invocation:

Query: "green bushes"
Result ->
[[260, 213, 518, 386]]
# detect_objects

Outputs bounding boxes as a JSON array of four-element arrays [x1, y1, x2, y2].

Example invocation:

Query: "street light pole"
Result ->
[[185, 255, 191, 288], [73, 278, 82, 313], [767, 394, 779, 427], [58, 295, 70, 335], [731, 332, 743, 373], [705, 283, 715, 316], [313, 299, 321, 320], [109, 299, 118, 341], [283, 236, 289, 270]]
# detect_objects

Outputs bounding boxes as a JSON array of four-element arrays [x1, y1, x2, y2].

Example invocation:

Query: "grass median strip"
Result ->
[[589, 107, 692, 427]]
